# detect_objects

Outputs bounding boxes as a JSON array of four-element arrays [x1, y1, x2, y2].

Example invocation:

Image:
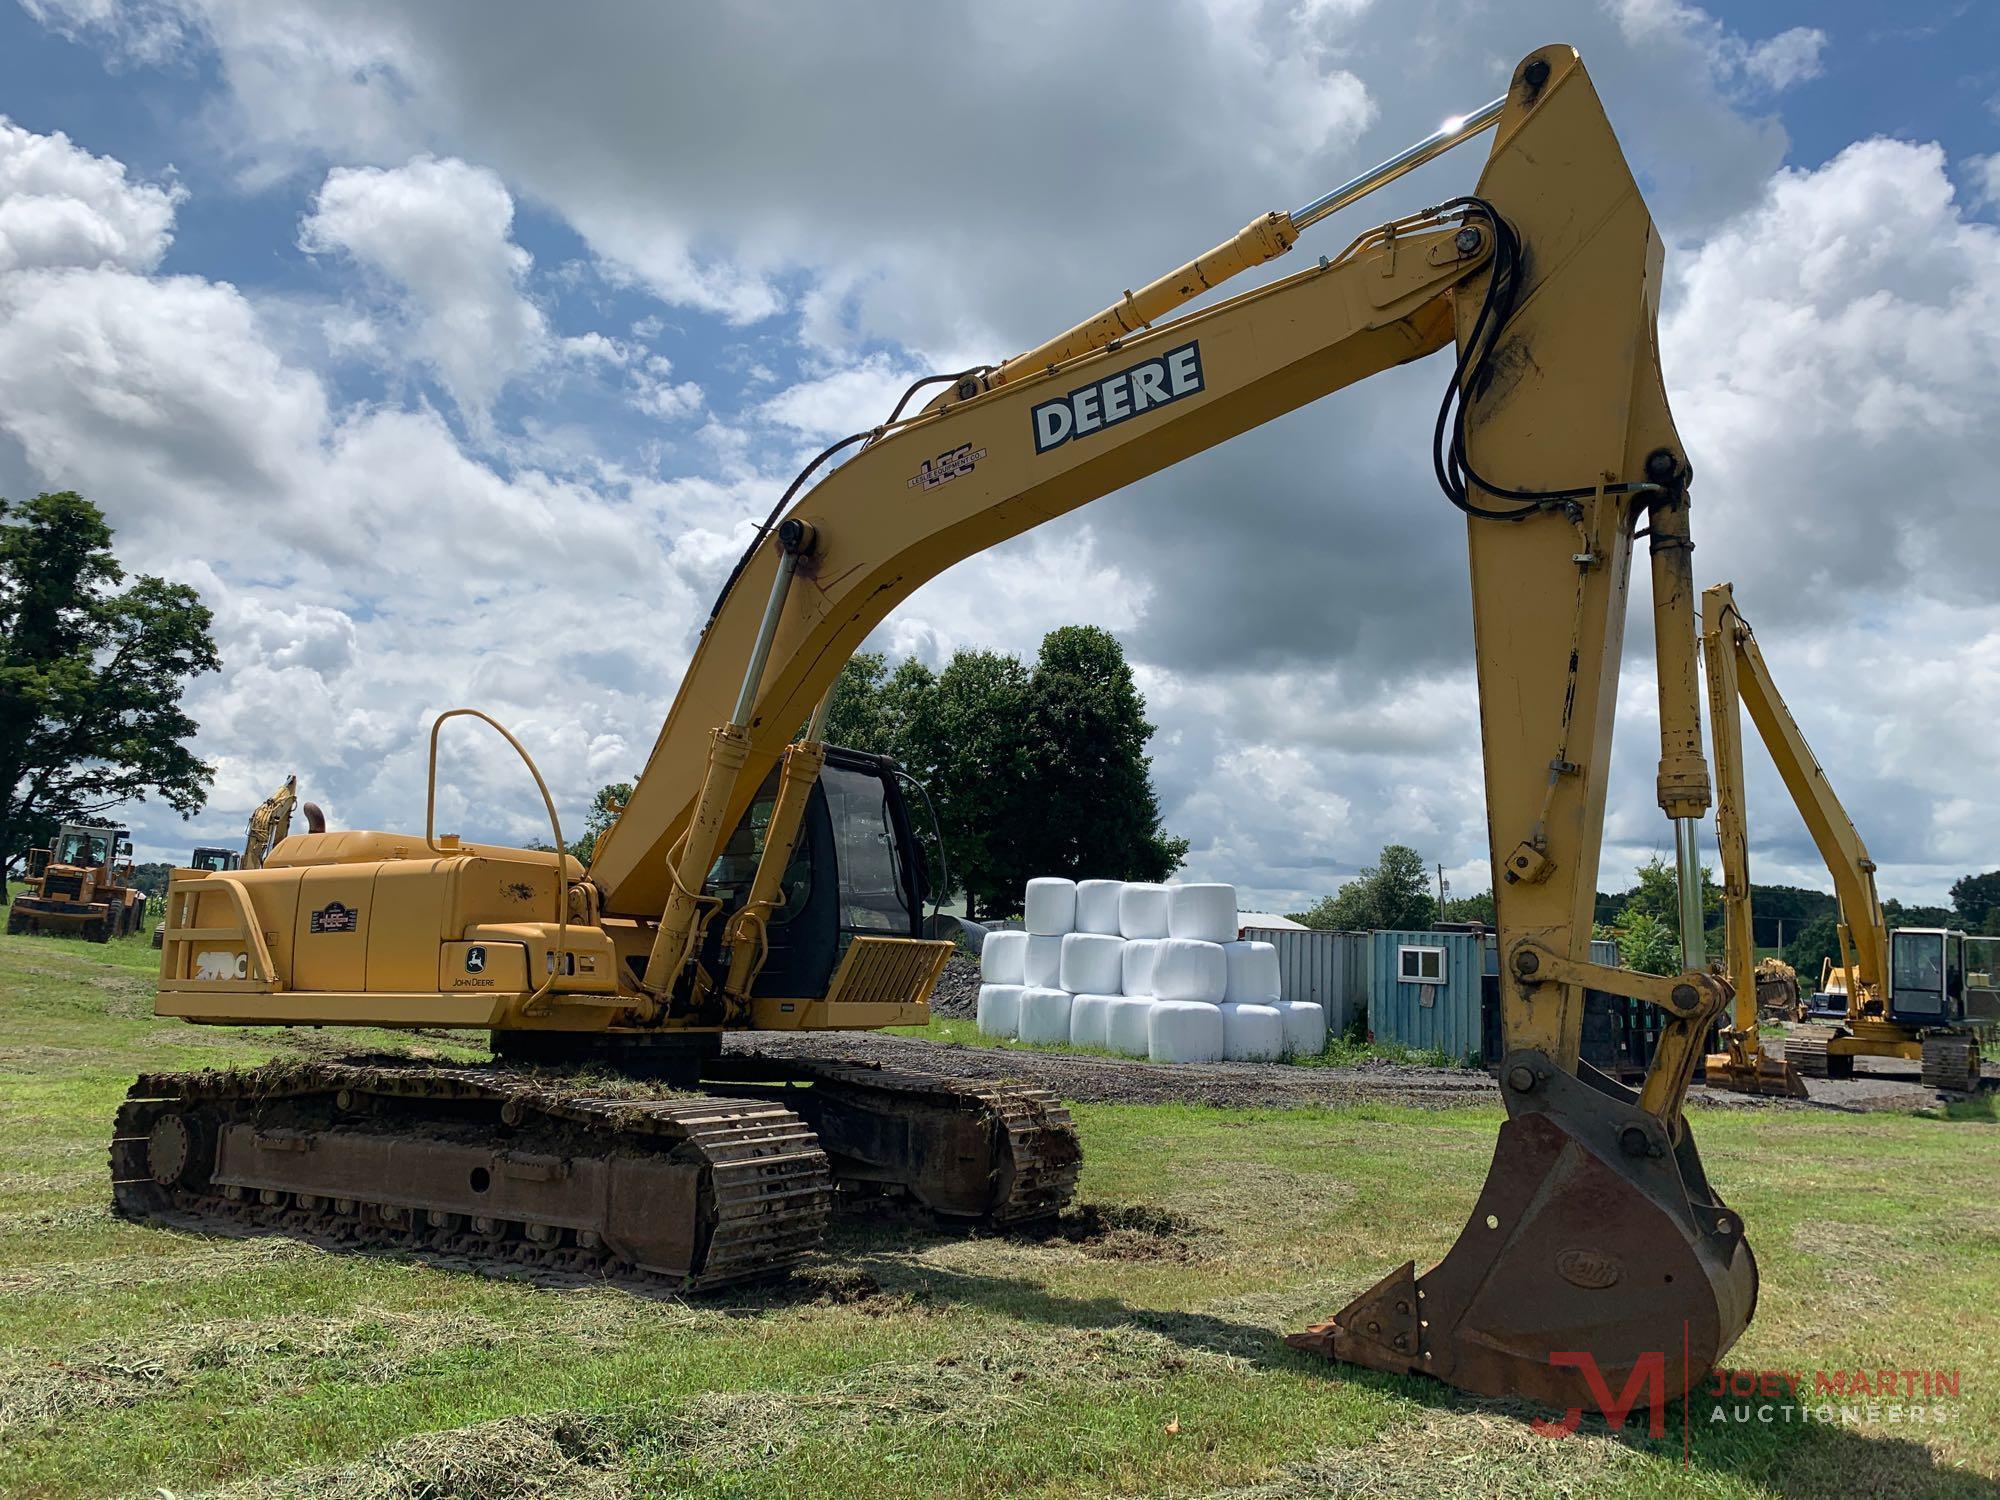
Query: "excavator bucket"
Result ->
[[1289, 1053, 1758, 1414], [1703, 1037, 1809, 1099]]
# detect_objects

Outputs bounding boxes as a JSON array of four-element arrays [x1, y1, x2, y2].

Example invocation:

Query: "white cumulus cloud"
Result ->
[[299, 155, 547, 423], [0, 115, 183, 273]]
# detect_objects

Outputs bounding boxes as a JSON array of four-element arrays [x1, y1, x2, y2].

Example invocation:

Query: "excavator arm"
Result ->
[[1701, 583, 1888, 992], [1700, 584, 1810, 1096], [583, 44, 1755, 1408]]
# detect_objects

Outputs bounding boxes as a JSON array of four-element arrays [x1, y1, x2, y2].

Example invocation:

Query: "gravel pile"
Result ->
[[926, 953, 981, 1020]]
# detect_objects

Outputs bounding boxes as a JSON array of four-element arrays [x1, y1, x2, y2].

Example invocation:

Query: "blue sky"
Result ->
[[2, 0, 1997, 911]]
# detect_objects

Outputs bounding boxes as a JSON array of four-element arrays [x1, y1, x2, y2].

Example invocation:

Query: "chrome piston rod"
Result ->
[[1290, 96, 1506, 231], [1676, 818, 1707, 974]]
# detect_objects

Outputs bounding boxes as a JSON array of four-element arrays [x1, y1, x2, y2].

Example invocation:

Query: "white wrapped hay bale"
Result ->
[[1149, 999, 1225, 1063], [977, 984, 1024, 1038], [1222, 940, 1281, 1003], [1018, 986, 1073, 1045], [1122, 938, 1161, 997], [1168, 883, 1238, 943], [1070, 993, 1120, 1049], [1105, 996, 1154, 1057], [1219, 1001, 1284, 1062], [1118, 882, 1172, 940], [1059, 932, 1125, 995], [1151, 938, 1227, 1003], [1024, 933, 1064, 988], [980, 930, 1028, 985], [1275, 999, 1327, 1058], [1024, 878, 1077, 935], [1075, 880, 1125, 935]]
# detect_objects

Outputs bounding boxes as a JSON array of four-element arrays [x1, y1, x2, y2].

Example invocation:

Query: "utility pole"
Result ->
[[1437, 863, 1449, 915]]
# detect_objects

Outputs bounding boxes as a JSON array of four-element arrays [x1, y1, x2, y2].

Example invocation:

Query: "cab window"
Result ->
[[821, 764, 913, 936], [707, 768, 813, 925], [1891, 931, 1946, 1014], [58, 831, 108, 867]]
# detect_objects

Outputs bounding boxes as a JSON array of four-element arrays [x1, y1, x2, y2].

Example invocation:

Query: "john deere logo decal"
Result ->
[[1031, 339, 1204, 454], [465, 946, 487, 974]]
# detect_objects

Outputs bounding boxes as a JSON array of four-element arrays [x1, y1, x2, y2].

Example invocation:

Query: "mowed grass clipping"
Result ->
[[1, 925, 1997, 1498]]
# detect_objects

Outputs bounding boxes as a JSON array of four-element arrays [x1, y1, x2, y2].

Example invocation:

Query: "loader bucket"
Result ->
[[1289, 1051, 1757, 1415], [1703, 1036, 1808, 1100]]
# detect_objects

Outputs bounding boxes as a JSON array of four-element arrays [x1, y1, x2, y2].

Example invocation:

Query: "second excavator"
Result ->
[[1701, 584, 1994, 1094], [123, 45, 1760, 1415]]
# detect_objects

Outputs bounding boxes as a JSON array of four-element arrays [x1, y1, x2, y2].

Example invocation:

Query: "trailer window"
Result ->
[[822, 764, 913, 935], [1399, 945, 1447, 985]]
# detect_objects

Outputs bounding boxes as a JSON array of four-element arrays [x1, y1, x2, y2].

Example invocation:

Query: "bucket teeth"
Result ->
[[1286, 1261, 1418, 1368]]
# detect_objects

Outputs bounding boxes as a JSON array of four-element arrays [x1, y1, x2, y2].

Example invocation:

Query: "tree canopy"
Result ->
[[1950, 870, 2000, 933], [1, 493, 218, 872], [1300, 844, 1437, 932], [813, 628, 1184, 919]]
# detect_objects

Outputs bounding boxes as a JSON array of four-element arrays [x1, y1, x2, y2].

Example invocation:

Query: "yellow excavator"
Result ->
[[119, 46, 1758, 1414], [1700, 584, 1991, 1093]]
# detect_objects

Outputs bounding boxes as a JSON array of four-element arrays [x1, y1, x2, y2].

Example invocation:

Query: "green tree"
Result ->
[[1612, 853, 1722, 960], [1017, 625, 1186, 891], [1439, 888, 1496, 925], [822, 652, 895, 753], [128, 860, 174, 900], [1884, 897, 1954, 929], [570, 781, 634, 865], [1, 493, 218, 874], [1950, 870, 2000, 931], [900, 649, 1034, 921], [1783, 913, 1841, 985], [1301, 844, 1437, 932], [1615, 910, 1680, 976]]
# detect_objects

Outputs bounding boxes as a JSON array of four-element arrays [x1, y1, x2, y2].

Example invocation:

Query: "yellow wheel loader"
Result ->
[[120, 46, 1761, 1413], [1700, 584, 1992, 1095], [11, 822, 145, 941]]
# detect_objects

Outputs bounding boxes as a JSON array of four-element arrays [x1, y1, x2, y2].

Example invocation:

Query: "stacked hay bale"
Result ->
[[974, 876, 1326, 1063]]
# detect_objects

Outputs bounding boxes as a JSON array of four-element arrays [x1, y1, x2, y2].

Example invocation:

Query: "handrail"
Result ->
[[425, 707, 570, 1008]]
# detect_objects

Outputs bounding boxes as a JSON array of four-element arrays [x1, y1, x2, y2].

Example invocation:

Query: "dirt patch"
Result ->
[[1043, 1201, 1214, 1263]]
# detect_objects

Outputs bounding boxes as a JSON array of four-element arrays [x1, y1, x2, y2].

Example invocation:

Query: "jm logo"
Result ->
[[1531, 1351, 1668, 1439]]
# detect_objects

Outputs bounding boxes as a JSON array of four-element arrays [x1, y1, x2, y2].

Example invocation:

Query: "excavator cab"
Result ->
[[1888, 928, 1971, 1027], [701, 747, 930, 1000], [188, 847, 241, 874]]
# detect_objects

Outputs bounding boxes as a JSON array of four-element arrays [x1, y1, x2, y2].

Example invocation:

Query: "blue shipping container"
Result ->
[[1369, 929, 1484, 1061]]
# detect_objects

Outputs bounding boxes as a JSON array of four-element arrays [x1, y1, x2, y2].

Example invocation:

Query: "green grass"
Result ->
[[1, 925, 1997, 1497]]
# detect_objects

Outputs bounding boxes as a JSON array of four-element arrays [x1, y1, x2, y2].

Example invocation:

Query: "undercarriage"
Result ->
[[111, 1050, 1080, 1290]]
